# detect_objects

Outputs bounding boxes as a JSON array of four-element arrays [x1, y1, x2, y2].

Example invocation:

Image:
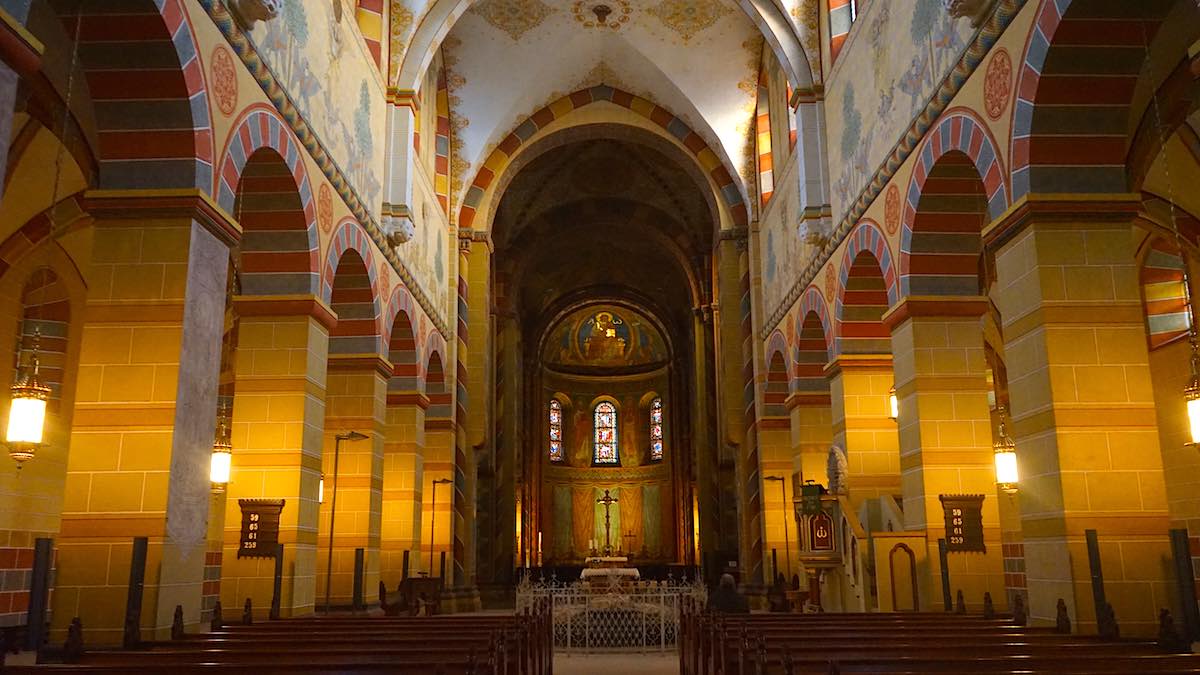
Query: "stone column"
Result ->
[[55, 190, 237, 643], [219, 295, 332, 619], [318, 354, 388, 608], [986, 195, 1171, 636], [789, 392, 833, 485], [825, 355, 901, 507], [380, 391, 426, 585], [883, 296, 1005, 611]]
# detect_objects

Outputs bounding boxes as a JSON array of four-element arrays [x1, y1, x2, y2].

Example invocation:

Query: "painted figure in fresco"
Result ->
[[583, 311, 628, 363]]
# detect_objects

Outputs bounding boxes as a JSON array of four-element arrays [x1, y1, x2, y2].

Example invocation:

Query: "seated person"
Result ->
[[707, 573, 750, 614]]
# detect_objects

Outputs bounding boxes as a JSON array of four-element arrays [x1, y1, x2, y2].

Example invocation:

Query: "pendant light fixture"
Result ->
[[6, 329, 50, 465], [993, 406, 1018, 494], [210, 406, 232, 493]]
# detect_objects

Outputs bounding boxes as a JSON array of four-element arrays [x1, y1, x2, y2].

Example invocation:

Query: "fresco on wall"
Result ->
[[247, 2, 385, 220], [544, 305, 668, 368], [826, 0, 973, 224], [406, 187, 451, 321], [760, 181, 828, 325]]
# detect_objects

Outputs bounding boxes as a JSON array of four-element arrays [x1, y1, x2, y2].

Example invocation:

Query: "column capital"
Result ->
[[822, 353, 892, 377], [785, 392, 831, 409], [387, 390, 431, 409], [881, 295, 989, 333], [83, 188, 242, 248], [232, 294, 338, 332], [387, 88, 419, 111], [328, 353, 394, 379], [982, 193, 1141, 252]]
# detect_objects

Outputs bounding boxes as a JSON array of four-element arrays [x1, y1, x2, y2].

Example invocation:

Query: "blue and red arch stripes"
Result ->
[[763, 330, 791, 418], [384, 284, 423, 388], [792, 286, 833, 393], [900, 110, 1009, 295], [458, 85, 747, 230], [1011, 0, 1165, 199], [835, 220, 898, 351], [217, 105, 321, 294], [321, 219, 384, 351], [1140, 238, 1190, 351], [83, 0, 213, 192]]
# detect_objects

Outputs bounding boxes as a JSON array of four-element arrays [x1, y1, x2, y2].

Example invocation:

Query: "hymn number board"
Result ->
[[237, 499, 284, 558], [939, 494, 985, 553]]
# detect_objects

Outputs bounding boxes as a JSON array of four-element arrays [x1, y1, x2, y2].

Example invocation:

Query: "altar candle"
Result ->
[[537, 531, 542, 553]]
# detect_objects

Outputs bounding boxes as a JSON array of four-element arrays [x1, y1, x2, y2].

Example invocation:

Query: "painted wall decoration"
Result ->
[[760, 178, 826, 325], [825, 0, 974, 226], [246, 1, 385, 222], [543, 305, 669, 368]]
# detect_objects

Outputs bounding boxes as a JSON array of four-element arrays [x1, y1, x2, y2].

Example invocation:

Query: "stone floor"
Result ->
[[553, 651, 679, 675]]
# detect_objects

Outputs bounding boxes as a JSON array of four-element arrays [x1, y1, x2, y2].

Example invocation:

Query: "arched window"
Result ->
[[549, 399, 563, 462], [593, 401, 618, 465], [650, 397, 663, 461]]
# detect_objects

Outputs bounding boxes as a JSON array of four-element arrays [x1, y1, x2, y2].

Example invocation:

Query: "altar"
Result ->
[[580, 556, 640, 582]]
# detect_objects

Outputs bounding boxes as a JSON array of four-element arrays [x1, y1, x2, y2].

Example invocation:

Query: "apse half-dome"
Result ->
[[543, 304, 668, 369]]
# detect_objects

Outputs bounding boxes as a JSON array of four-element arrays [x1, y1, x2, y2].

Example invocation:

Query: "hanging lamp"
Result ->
[[210, 407, 232, 493], [6, 329, 50, 465], [993, 406, 1018, 494]]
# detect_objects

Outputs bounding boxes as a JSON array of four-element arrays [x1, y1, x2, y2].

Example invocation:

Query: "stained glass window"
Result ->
[[593, 401, 618, 465], [650, 397, 663, 461], [549, 399, 563, 462]]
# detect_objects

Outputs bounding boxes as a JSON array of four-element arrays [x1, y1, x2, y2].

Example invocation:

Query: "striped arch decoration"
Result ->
[[792, 286, 833, 393], [217, 106, 321, 295], [0, 194, 87, 279], [421, 330, 449, 396], [322, 219, 384, 351], [82, 0, 214, 192], [900, 110, 1008, 296], [827, 0, 853, 63], [835, 221, 898, 353], [756, 72, 774, 206], [458, 85, 748, 229], [435, 68, 451, 214], [355, 0, 384, 70], [1140, 238, 1190, 351], [384, 284, 422, 390], [1011, 0, 1169, 199], [763, 330, 790, 419]]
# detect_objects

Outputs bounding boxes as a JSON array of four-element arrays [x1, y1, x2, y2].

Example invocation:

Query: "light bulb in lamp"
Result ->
[[210, 441, 231, 493], [993, 407, 1018, 494], [6, 332, 50, 465], [888, 386, 898, 421], [318, 474, 325, 503], [1186, 338, 1200, 445]]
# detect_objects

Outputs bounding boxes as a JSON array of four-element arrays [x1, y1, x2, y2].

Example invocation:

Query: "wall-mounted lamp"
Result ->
[[888, 385, 898, 421]]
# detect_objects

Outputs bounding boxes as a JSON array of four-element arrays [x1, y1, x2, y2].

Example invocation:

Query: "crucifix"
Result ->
[[596, 489, 618, 556]]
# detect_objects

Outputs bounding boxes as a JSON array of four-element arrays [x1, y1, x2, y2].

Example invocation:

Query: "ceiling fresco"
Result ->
[[438, 0, 764, 210]]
